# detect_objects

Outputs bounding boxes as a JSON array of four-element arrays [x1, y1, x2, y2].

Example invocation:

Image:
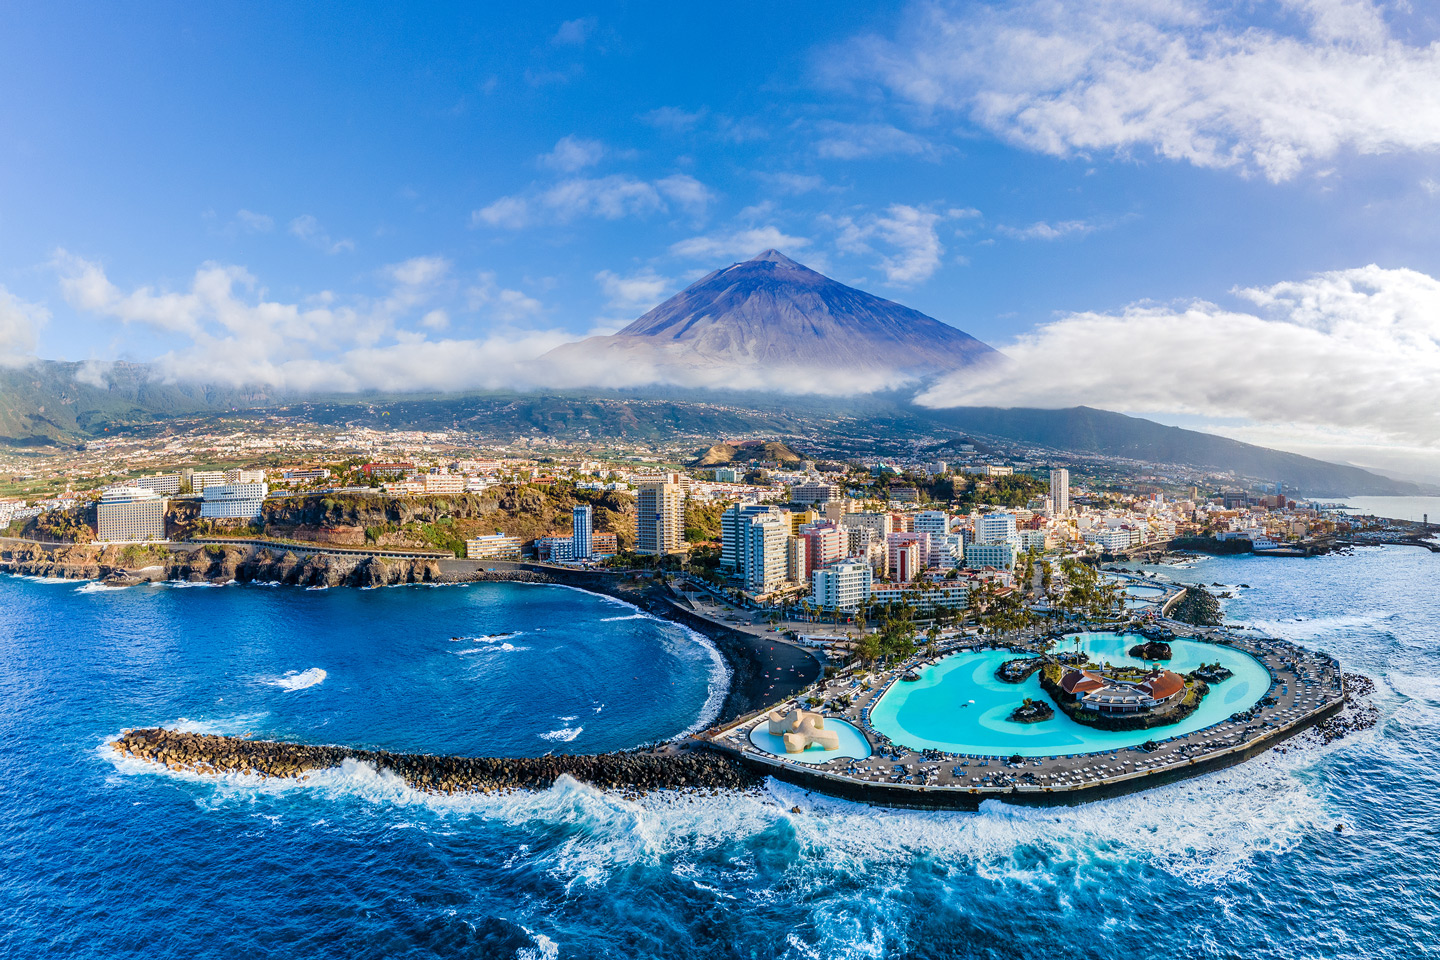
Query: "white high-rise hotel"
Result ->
[[1051, 468, 1070, 517]]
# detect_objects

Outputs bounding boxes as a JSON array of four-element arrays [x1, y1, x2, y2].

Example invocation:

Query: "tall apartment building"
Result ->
[[846, 511, 895, 541], [811, 560, 872, 612], [635, 477, 686, 556], [790, 481, 840, 505], [885, 532, 932, 579], [975, 512, 1018, 544], [786, 536, 809, 585], [1050, 468, 1070, 517], [225, 468, 267, 484], [97, 487, 166, 542], [743, 513, 789, 595], [721, 504, 783, 572], [799, 521, 846, 571], [913, 510, 951, 538], [200, 482, 268, 520], [892, 541, 923, 582], [571, 504, 593, 560]]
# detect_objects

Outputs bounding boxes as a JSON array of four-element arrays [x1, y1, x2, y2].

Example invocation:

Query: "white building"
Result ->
[[1050, 468, 1070, 517], [133, 474, 182, 495], [744, 513, 789, 595], [572, 504, 593, 560], [722, 504, 783, 573], [870, 581, 970, 611], [466, 534, 522, 560], [200, 482, 267, 520], [791, 481, 841, 504], [965, 540, 1017, 570], [975, 512, 1018, 544], [932, 531, 966, 566], [810, 560, 872, 612], [97, 487, 166, 541], [914, 510, 951, 538], [187, 470, 226, 492], [225, 468, 267, 484]]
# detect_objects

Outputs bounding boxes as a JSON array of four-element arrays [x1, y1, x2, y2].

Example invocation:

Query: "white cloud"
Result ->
[[669, 226, 813, 262], [472, 196, 530, 229], [472, 173, 712, 229], [53, 253, 562, 393], [539, 135, 606, 172], [641, 106, 708, 132], [997, 219, 1095, 241], [288, 215, 354, 253], [466, 272, 545, 324], [596, 268, 674, 313], [837, 0, 1440, 181], [0, 286, 48, 367], [759, 172, 829, 195], [916, 264, 1440, 463], [234, 209, 274, 233], [814, 121, 939, 160], [74, 359, 112, 388], [831, 204, 947, 285], [552, 16, 597, 47]]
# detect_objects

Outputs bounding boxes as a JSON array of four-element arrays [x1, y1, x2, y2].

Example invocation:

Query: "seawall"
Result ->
[[111, 728, 758, 796]]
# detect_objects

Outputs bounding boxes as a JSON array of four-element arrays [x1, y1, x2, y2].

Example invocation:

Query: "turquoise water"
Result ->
[[748, 717, 871, 764], [869, 633, 1272, 757]]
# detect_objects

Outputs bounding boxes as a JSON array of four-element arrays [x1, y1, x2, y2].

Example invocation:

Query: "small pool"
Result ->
[[748, 716, 872, 764], [868, 633, 1272, 757]]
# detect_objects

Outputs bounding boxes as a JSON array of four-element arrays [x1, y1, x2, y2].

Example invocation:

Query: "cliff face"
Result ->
[[260, 488, 637, 551], [0, 542, 446, 588]]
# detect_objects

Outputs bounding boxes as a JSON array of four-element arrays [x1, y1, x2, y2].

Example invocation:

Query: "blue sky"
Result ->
[[2, 2, 1439, 477]]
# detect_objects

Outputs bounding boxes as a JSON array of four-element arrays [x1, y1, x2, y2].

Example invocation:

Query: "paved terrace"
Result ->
[[702, 622, 1347, 805]]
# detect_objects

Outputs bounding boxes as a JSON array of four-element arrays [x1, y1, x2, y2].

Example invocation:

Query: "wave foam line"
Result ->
[[266, 667, 328, 691]]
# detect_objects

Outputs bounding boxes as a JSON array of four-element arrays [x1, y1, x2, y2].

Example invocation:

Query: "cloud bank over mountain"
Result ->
[[917, 264, 1440, 471]]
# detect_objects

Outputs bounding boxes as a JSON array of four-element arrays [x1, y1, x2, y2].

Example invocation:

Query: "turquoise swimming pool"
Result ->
[[748, 716, 872, 764], [868, 632, 1273, 757]]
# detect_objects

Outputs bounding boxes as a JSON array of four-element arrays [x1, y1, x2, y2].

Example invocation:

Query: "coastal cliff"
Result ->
[[0, 541, 448, 587]]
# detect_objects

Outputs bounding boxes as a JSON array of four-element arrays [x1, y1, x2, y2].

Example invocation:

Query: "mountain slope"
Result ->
[[914, 405, 1420, 495], [0, 361, 276, 445], [541, 250, 997, 385]]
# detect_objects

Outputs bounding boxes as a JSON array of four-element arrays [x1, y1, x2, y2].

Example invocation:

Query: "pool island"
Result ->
[[701, 625, 1354, 809]]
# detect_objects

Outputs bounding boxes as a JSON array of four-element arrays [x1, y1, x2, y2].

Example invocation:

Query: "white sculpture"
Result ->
[[767, 708, 840, 754]]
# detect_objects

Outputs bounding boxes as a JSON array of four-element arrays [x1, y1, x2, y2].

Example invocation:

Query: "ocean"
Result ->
[[1, 546, 1436, 959], [1335, 495, 1440, 525]]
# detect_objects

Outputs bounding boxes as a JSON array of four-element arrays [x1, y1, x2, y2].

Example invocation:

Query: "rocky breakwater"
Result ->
[[110, 728, 759, 797]]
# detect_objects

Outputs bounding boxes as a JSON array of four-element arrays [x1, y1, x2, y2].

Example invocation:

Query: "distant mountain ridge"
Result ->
[[540, 250, 997, 383]]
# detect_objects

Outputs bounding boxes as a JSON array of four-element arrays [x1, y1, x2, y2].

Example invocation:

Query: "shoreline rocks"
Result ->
[[110, 728, 759, 796]]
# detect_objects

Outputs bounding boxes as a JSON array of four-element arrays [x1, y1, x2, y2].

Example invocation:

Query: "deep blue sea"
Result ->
[[2, 546, 1438, 959]]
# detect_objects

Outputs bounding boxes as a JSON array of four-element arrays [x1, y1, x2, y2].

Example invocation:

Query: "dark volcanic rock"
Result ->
[[110, 728, 759, 796]]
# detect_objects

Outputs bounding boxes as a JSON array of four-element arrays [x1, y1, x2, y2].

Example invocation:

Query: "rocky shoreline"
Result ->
[[111, 728, 759, 797]]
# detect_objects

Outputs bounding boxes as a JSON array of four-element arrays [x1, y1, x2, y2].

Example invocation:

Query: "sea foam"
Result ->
[[267, 668, 328, 691]]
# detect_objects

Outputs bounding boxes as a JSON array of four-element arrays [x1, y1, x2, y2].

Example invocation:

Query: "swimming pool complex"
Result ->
[[748, 717, 872, 764], [868, 632, 1273, 757]]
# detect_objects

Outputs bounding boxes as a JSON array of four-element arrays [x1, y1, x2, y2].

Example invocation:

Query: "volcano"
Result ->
[[540, 250, 997, 387]]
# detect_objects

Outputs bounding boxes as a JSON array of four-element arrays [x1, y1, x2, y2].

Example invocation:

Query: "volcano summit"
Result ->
[[541, 250, 997, 390]]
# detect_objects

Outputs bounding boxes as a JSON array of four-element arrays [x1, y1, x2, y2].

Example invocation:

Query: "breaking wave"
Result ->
[[266, 668, 328, 691]]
